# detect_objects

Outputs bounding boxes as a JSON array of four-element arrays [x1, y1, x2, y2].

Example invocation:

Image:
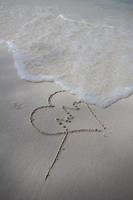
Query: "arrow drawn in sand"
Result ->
[[30, 90, 108, 181]]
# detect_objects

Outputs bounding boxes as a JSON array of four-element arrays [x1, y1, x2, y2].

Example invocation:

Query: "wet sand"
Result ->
[[1, 1, 133, 199], [0, 36, 133, 200]]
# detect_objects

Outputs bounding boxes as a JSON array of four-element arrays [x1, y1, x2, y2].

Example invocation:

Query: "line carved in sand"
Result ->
[[30, 90, 107, 181]]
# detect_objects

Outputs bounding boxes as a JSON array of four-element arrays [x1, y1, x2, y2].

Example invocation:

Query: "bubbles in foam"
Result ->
[[1, 4, 133, 108]]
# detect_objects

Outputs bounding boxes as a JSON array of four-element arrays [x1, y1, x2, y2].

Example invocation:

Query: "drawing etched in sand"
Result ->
[[30, 90, 108, 181]]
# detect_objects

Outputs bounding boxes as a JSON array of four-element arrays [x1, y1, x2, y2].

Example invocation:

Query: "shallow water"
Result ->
[[0, 0, 133, 107]]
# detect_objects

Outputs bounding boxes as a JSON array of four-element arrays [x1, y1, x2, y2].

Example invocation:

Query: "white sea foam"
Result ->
[[5, 41, 59, 82], [1, 4, 133, 108]]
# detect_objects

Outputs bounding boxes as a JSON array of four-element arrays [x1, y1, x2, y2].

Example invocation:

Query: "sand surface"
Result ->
[[0, 38, 133, 200]]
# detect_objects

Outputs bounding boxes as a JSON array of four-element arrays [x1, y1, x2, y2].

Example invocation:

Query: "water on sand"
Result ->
[[0, 0, 133, 108]]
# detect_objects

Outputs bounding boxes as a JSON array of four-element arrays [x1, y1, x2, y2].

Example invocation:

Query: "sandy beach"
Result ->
[[1, 0, 133, 199], [0, 34, 133, 200]]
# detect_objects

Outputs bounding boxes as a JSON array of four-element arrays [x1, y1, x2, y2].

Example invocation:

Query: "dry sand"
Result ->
[[0, 40, 133, 199]]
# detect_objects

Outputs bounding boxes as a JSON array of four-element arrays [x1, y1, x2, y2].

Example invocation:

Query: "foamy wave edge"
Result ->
[[1, 37, 133, 109]]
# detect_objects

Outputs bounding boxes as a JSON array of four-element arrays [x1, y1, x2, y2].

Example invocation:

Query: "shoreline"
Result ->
[[0, 41, 133, 199]]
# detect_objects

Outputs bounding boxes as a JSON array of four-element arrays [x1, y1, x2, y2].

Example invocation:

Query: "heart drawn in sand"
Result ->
[[30, 90, 106, 136], [30, 90, 107, 181]]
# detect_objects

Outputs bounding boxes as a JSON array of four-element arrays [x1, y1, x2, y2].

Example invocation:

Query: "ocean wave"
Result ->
[[1, 6, 133, 108]]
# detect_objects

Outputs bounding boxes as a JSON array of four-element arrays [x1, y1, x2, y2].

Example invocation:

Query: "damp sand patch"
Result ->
[[30, 90, 108, 180]]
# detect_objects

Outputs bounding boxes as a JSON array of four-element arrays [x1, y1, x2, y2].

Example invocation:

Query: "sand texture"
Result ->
[[0, 40, 133, 200]]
